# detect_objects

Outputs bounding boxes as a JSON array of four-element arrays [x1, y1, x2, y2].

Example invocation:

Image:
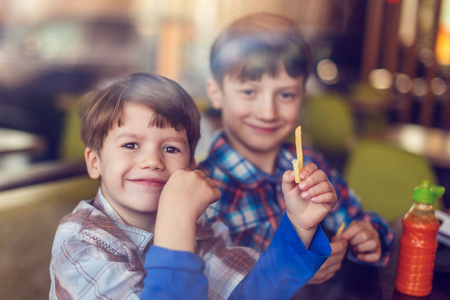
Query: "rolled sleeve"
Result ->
[[142, 245, 208, 300]]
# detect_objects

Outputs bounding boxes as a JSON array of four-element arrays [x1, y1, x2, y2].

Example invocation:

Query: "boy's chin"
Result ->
[[132, 200, 159, 214]]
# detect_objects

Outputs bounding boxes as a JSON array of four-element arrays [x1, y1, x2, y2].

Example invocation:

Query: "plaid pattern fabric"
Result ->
[[49, 190, 258, 300], [197, 131, 395, 266]]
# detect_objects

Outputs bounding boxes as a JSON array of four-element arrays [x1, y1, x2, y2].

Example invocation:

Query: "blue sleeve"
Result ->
[[141, 246, 208, 300], [229, 212, 331, 300]]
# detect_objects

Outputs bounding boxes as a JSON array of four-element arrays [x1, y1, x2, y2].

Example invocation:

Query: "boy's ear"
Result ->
[[85, 148, 101, 179], [205, 78, 223, 110]]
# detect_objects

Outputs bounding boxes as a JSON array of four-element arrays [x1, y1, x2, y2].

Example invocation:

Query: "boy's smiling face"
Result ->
[[208, 68, 304, 169], [85, 102, 193, 228]]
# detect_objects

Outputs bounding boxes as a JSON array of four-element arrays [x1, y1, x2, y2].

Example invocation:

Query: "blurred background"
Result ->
[[1, 0, 450, 299]]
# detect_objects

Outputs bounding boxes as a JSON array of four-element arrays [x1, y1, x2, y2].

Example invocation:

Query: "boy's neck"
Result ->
[[126, 212, 157, 234], [247, 151, 278, 174], [110, 202, 157, 233], [227, 137, 279, 174], [132, 216, 156, 234]]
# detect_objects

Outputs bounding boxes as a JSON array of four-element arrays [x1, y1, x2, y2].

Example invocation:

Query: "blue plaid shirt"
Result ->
[[197, 131, 395, 266]]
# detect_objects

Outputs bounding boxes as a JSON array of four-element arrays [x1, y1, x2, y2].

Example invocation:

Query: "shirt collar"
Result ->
[[94, 189, 153, 253], [209, 131, 293, 187]]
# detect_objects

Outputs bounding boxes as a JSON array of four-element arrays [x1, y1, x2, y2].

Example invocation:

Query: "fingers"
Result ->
[[357, 251, 382, 263], [300, 181, 335, 203], [299, 166, 334, 197], [299, 162, 318, 181], [299, 173, 336, 205], [286, 163, 336, 200], [193, 169, 206, 178], [341, 221, 378, 245], [283, 169, 296, 183], [299, 166, 328, 189], [175, 169, 221, 202], [281, 170, 299, 194], [341, 221, 382, 262], [330, 238, 348, 253]]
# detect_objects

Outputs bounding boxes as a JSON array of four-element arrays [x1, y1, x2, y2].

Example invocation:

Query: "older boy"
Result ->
[[49, 72, 335, 299], [199, 13, 395, 284]]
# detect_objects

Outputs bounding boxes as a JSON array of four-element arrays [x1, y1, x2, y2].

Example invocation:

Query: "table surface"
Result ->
[[367, 124, 450, 169], [0, 128, 46, 156], [293, 219, 450, 300]]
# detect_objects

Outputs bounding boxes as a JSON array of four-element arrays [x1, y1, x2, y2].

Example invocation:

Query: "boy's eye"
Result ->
[[164, 146, 180, 153], [241, 89, 255, 96], [123, 143, 139, 149], [279, 92, 296, 101]]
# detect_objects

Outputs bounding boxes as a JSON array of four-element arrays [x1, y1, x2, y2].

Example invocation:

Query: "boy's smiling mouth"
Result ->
[[246, 123, 281, 134], [128, 178, 166, 187]]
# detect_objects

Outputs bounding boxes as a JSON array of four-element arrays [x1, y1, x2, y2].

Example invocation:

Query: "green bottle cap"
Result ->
[[413, 180, 445, 204]]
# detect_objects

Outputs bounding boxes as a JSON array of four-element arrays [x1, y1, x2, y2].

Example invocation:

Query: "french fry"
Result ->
[[291, 125, 303, 183], [335, 220, 354, 238], [335, 221, 346, 237]]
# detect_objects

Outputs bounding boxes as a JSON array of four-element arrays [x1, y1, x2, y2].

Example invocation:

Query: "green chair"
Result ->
[[343, 139, 440, 222], [302, 93, 355, 156]]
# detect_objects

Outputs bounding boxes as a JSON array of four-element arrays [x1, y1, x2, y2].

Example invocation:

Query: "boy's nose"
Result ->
[[138, 150, 165, 170], [256, 95, 277, 120]]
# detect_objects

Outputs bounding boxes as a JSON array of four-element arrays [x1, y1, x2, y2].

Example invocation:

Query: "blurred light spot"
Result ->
[[395, 73, 413, 93], [418, 47, 435, 67], [436, 0, 450, 65], [399, 0, 419, 47], [39, 38, 59, 60], [430, 77, 447, 96], [317, 59, 338, 84], [399, 125, 425, 154], [369, 69, 392, 90], [412, 78, 428, 97]]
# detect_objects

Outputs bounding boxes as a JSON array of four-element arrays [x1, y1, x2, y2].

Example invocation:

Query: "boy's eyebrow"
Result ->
[[239, 81, 302, 92], [114, 132, 142, 141], [277, 85, 302, 91], [114, 131, 189, 145]]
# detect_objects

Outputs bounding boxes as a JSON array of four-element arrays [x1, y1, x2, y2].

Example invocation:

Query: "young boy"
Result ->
[[199, 13, 395, 284], [49, 72, 336, 299]]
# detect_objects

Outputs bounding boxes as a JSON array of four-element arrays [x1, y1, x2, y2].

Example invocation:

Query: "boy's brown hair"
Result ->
[[210, 13, 311, 85], [80, 73, 201, 161]]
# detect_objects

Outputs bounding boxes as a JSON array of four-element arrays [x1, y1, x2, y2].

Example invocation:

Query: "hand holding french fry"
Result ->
[[282, 126, 337, 248], [338, 220, 382, 263]]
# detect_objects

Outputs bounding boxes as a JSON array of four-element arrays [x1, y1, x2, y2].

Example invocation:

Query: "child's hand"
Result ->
[[307, 238, 348, 284], [160, 169, 221, 221], [155, 169, 221, 252], [282, 162, 337, 248], [339, 221, 381, 263]]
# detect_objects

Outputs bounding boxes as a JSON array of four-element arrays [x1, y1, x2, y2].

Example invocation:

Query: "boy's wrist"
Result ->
[[154, 206, 198, 253], [286, 211, 317, 249]]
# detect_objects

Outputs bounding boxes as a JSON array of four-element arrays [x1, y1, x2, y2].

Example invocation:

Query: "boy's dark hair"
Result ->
[[80, 72, 200, 161], [210, 13, 311, 85]]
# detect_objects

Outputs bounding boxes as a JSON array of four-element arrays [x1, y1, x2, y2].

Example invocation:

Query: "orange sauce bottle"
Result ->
[[394, 180, 445, 297]]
